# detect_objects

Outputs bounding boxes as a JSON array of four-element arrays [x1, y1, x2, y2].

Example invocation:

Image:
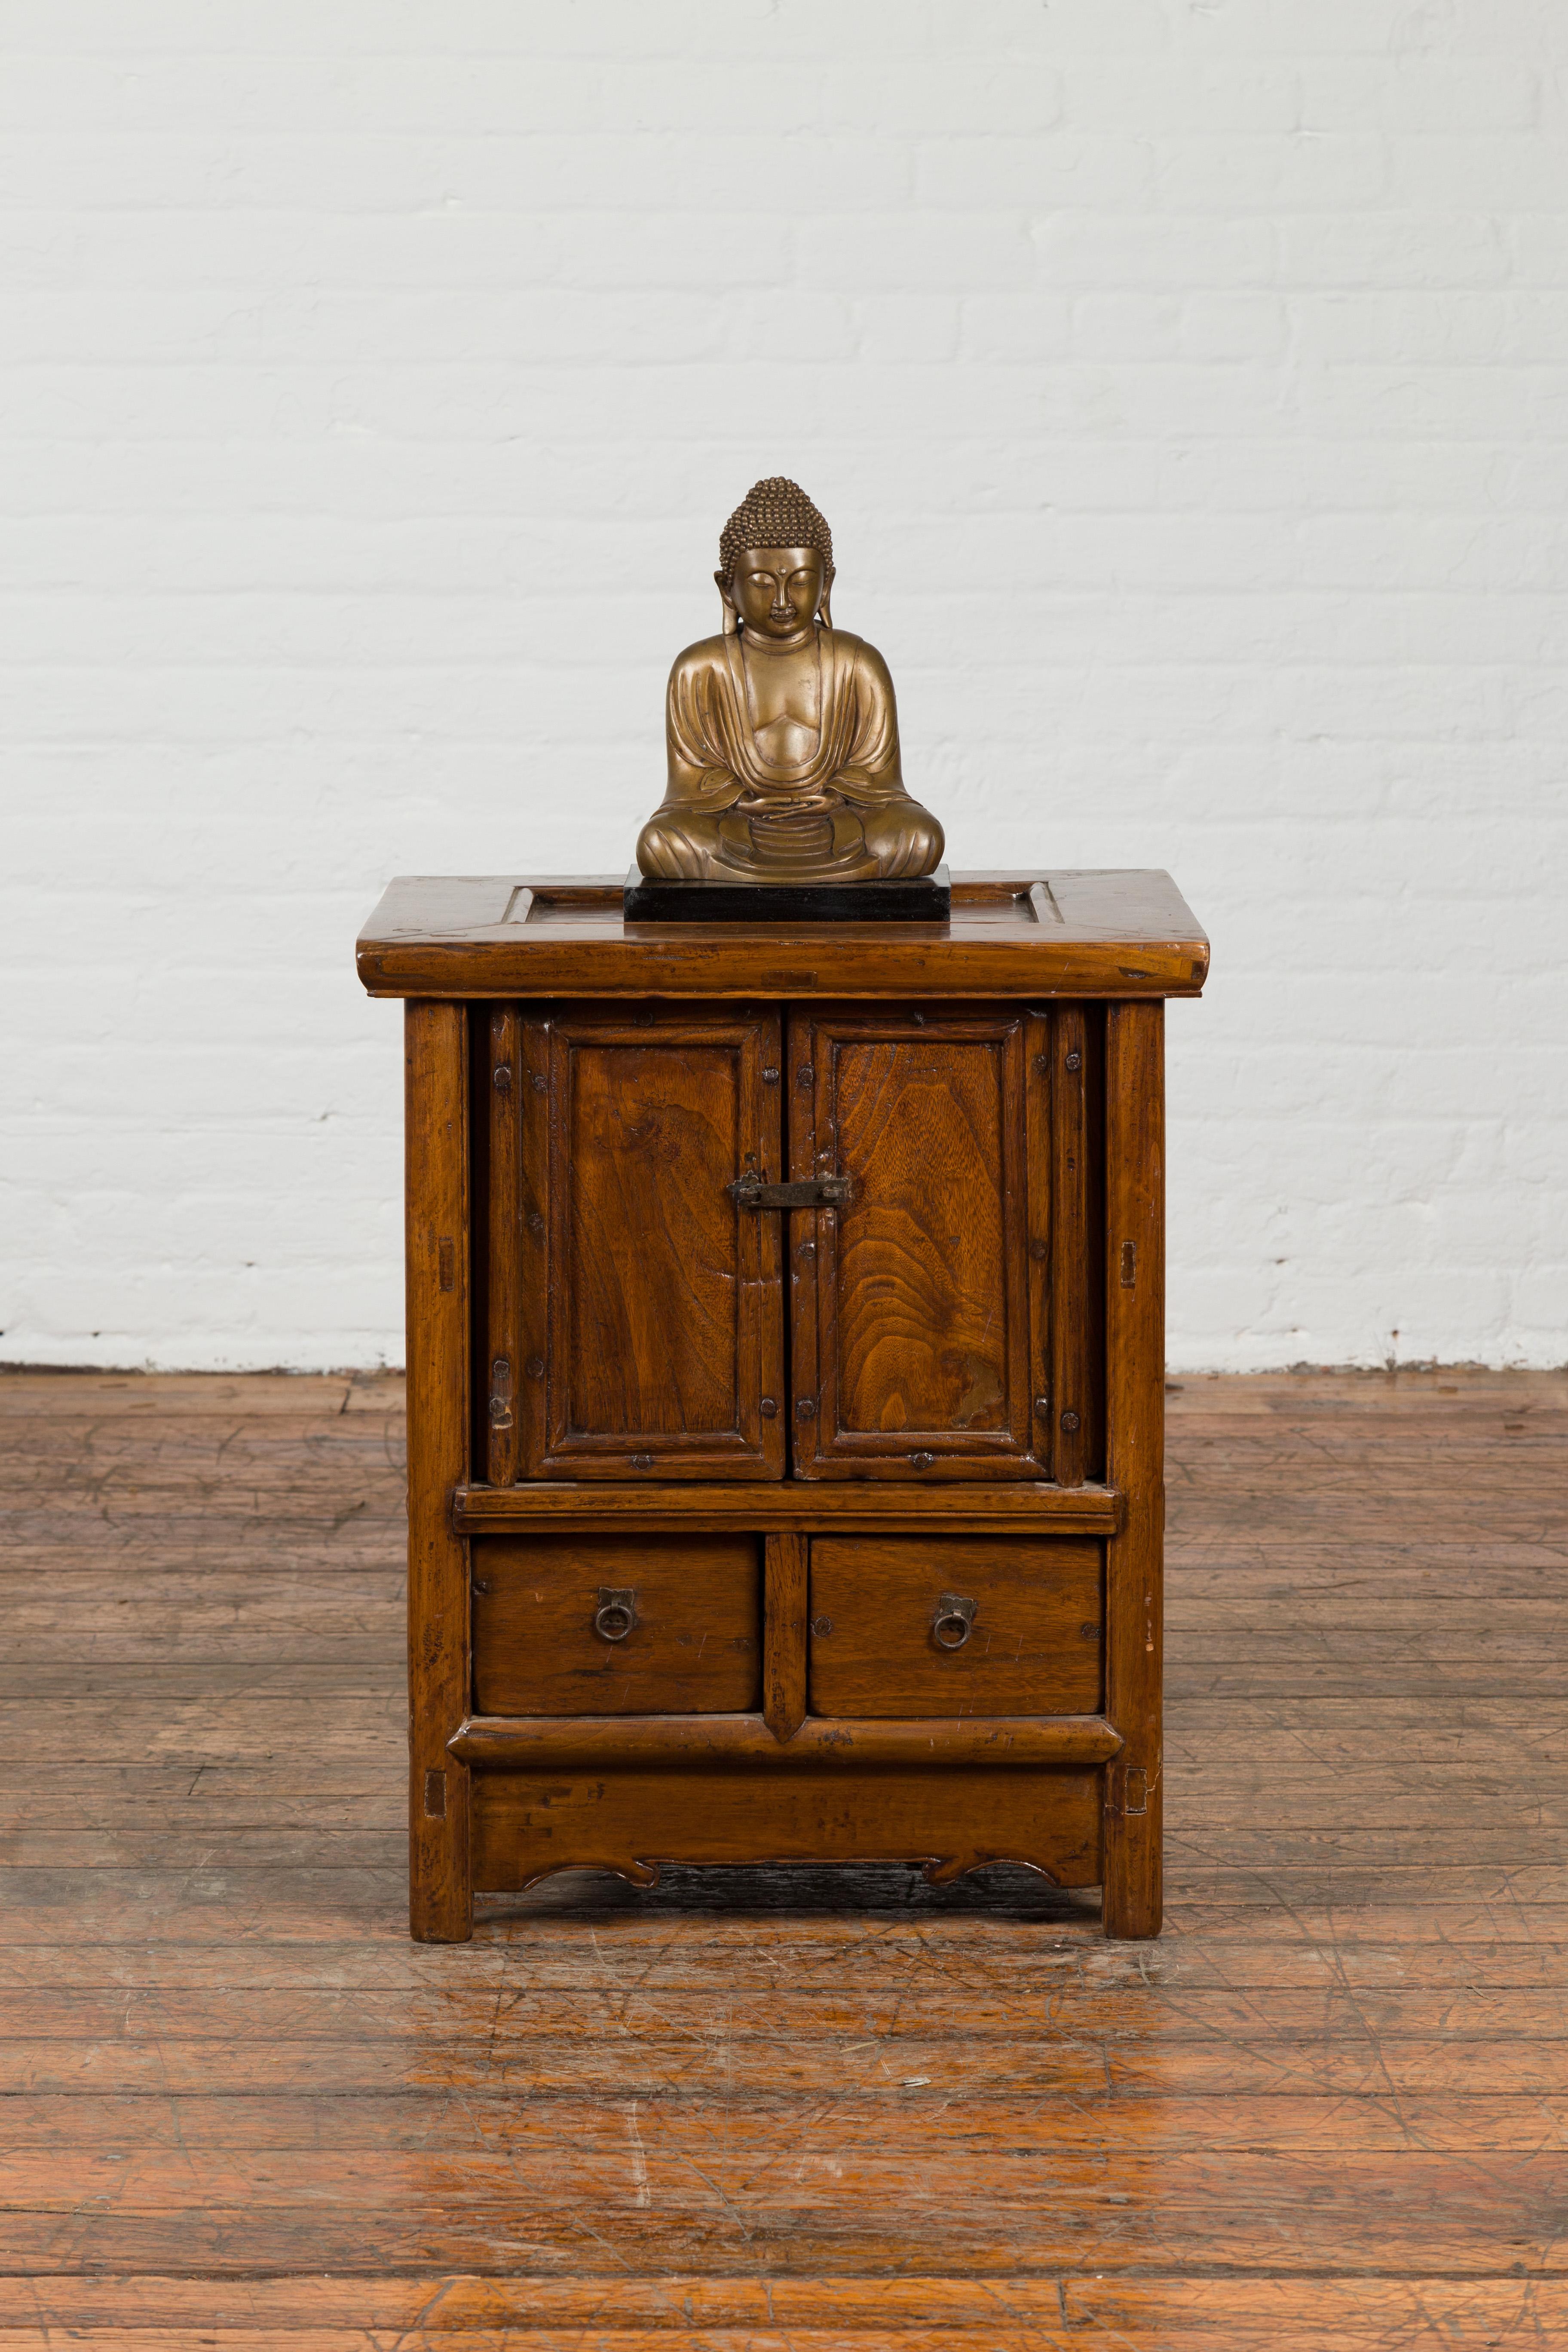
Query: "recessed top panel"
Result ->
[[357, 871, 1210, 999]]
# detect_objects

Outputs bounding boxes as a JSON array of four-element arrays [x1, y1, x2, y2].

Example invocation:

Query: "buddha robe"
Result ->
[[636, 626, 944, 882]]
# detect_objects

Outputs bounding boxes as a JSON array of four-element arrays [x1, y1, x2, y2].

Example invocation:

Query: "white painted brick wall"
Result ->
[[3, 0, 1565, 1372]]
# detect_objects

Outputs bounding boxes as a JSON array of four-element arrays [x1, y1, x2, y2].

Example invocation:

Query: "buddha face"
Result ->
[[725, 545, 827, 640]]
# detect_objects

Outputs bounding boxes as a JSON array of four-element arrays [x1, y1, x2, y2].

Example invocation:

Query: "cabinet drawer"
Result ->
[[472, 1535, 761, 1715], [807, 1537, 1102, 1717]]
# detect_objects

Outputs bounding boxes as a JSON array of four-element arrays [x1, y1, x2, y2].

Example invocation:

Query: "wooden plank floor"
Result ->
[[0, 1368, 1564, 2349]]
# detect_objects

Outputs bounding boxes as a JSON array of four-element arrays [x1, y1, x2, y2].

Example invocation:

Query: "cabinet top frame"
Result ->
[[358, 870, 1209, 1001]]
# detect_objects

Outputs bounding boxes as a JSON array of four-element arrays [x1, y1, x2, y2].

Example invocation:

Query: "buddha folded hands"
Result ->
[[635, 476, 945, 885]]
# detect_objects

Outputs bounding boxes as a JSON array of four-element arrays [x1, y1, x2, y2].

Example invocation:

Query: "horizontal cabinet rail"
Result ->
[[448, 1713, 1124, 1769], [452, 1480, 1122, 1534]]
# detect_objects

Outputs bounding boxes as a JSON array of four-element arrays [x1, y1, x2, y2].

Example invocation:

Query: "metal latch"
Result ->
[[727, 1173, 852, 1211]]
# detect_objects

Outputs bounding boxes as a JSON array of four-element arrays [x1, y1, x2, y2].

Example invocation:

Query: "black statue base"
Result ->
[[624, 862, 951, 924]]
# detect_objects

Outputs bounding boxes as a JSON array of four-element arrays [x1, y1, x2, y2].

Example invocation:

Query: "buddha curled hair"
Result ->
[[718, 476, 834, 592]]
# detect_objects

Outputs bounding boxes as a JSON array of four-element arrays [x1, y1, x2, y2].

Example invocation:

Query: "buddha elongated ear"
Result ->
[[816, 561, 835, 628], [715, 568, 739, 634]]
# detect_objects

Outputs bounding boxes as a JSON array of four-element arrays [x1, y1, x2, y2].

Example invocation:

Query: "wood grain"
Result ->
[[448, 1714, 1121, 1769], [401, 1001, 471, 1944], [482, 1003, 520, 1485], [0, 2271, 1562, 2345], [763, 1531, 808, 1741], [1102, 998, 1164, 1941], [806, 1535, 1102, 1717], [470, 1534, 761, 1715], [5, 1366, 1565, 2340], [357, 869, 1211, 1000], [789, 1006, 1043, 1478], [1050, 1000, 1096, 1486], [471, 1765, 1104, 1893], [525, 1006, 785, 1479], [453, 1478, 1121, 1533]]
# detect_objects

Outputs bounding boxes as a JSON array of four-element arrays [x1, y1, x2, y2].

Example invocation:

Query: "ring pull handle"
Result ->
[[593, 1587, 638, 1644], [931, 1592, 977, 1651]]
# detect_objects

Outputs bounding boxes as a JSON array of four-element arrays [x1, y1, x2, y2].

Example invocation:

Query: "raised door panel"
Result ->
[[518, 1005, 785, 1480], [787, 1005, 1048, 1479]]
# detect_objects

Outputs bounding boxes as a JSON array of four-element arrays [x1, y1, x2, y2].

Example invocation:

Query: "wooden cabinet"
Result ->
[[360, 870, 1207, 1943]]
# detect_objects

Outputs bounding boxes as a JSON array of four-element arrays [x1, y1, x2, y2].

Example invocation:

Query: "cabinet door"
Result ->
[[787, 1005, 1049, 1479], [517, 1005, 785, 1479]]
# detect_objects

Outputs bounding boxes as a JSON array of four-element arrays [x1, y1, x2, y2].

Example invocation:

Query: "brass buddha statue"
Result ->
[[635, 477, 945, 884]]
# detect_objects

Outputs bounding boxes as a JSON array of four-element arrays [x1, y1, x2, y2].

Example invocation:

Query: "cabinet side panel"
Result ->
[[404, 999, 472, 1943], [1102, 998, 1164, 1940]]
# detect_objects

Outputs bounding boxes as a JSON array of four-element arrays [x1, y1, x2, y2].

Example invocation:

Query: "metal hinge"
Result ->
[[727, 1173, 852, 1211]]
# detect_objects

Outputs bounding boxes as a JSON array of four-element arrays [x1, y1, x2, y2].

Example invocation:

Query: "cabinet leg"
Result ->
[[1102, 1756, 1162, 1939], [411, 1758, 472, 1944], [1102, 1001, 1164, 1943], [405, 1000, 473, 1944]]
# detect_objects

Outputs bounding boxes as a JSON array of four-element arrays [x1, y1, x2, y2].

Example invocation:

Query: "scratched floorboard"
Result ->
[[0, 1370, 1565, 2347]]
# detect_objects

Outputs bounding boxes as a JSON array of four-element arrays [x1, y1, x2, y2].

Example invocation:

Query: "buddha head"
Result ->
[[716, 475, 835, 639]]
